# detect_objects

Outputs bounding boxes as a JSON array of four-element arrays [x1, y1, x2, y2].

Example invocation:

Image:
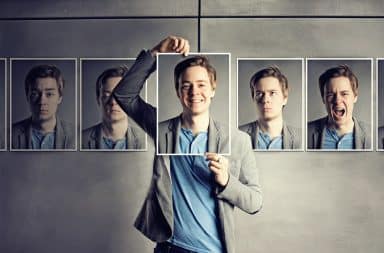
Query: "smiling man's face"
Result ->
[[323, 76, 357, 128]]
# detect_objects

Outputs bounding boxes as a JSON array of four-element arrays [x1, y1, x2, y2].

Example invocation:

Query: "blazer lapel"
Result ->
[[208, 117, 220, 153]]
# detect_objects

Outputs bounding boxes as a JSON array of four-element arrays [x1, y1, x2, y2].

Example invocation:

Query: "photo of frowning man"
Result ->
[[157, 53, 230, 155], [11, 60, 76, 150], [81, 64, 146, 150], [377, 59, 384, 150], [238, 60, 303, 150], [307, 59, 372, 150], [0, 59, 5, 150], [112, 36, 262, 253]]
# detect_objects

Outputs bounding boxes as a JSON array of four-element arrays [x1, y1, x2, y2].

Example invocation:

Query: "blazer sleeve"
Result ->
[[217, 132, 262, 214], [113, 50, 157, 140]]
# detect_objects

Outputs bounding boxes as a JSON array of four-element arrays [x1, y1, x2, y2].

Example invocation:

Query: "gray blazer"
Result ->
[[378, 126, 384, 149], [82, 123, 146, 150], [239, 120, 301, 150], [307, 116, 371, 150], [114, 50, 262, 253], [158, 115, 229, 154], [12, 116, 75, 150]]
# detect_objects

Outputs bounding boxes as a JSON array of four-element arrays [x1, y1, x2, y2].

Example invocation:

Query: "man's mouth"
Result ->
[[332, 107, 346, 118], [189, 98, 203, 103]]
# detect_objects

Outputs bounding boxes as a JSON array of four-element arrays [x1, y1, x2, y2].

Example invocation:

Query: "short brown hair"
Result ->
[[318, 64, 358, 99], [250, 66, 289, 99], [174, 56, 217, 91], [96, 65, 128, 100], [25, 64, 64, 97]]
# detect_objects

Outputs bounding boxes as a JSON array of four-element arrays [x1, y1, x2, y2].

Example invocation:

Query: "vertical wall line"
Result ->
[[198, 0, 201, 52]]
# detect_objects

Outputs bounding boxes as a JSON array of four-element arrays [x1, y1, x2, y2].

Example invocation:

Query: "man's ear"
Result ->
[[353, 95, 358, 103], [58, 95, 63, 104]]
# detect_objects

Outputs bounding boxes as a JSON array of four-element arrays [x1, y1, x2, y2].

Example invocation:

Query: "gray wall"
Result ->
[[1, 2, 384, 253]]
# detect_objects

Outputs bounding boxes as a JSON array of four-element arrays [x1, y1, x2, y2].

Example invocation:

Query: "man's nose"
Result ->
[[38, 94, 47, 104], [106, 96, 117, 105]]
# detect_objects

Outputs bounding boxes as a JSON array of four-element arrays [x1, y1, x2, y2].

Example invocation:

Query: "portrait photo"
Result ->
[[10, 58, 77, 151], [237, 58, 304, 151]]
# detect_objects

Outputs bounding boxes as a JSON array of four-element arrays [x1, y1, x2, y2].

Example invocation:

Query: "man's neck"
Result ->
[[32, 116, 57, 134], [258, 117, 284, 138], [102, 119, 128, 141], [328, 117, 354, 136], [181, 111, 210, 136]]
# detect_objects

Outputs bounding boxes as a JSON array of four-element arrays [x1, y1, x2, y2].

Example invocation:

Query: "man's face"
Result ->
[[323, 76, 357, 128], [177, 66, 215, 116], [27, 77, 62, 122], [99, 76, 127, 124], [253, 76, 287, 121]]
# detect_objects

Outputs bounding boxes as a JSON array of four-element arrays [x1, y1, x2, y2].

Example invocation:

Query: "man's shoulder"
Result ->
[[82, 123, 100, 139], [354, 118, 370, 131], [308, 117, 327, 131], [159, 116, 179, 133], [12, 118, 31, 134], [238, 121, 257, 134], [58, 118, 76, 136]]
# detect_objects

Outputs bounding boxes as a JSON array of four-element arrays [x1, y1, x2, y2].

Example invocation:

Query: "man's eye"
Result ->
[[270, 91, 277, 96], [30, 92, 39, 98], [255, 92, 263, 98], [46, 92, 54, 97]]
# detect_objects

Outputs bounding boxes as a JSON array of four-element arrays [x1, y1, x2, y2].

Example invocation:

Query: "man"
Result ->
[[82, 66, 145, 150], [239, 66, 301, 150], [378, 126, 384, 149], [113, 36, 262, 253], [307, 64, 370, 150], [12, 64, 75, 150]]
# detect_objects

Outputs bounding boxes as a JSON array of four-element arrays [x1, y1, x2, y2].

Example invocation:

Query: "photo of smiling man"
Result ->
[[307, 59, 372, 150], [238, 59, 303, 151], [157, 53, 230, 155], [11, 59, 76, 150]]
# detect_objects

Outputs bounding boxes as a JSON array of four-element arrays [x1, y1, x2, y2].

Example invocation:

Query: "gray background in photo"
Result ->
[[80, 59, 146, 130], [378, 60, 384, 127], [157, 54, 230, 126], [237, 59, 303, 130], [1, 2, 384, 253], [10, 59, 76, 125], [0, 60, 5, 149], [307, 59, 372, 123]]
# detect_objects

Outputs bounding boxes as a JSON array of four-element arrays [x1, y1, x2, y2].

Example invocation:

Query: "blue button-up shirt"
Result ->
[[101, 137, 127, 149], [322, 127, 354, 149], [169, 128, 223, 253], [31, 128, 55, 149], [257, 131, 283, 150]]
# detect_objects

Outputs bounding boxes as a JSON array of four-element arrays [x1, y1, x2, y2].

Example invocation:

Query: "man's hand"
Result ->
[[151, 36, 190, 57], [206, 152, 229, 187]]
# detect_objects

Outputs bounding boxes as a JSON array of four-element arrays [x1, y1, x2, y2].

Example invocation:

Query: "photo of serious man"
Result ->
[[307, 59, 372, 150], [238, 60, 303, 151], [112, 36, 262, 253], [0, 59, 5, 150], [81, 63, 146, 150], [377, 59, 384, 150], [11, 60, 76, 150], [157, 53, 230, 155]]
